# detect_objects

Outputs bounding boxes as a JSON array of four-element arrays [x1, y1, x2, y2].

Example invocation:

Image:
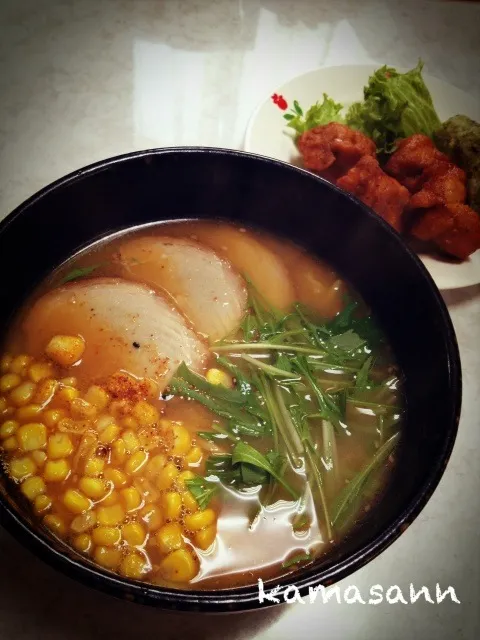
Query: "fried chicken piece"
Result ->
[[411, 203, 480, 260], [385, 134, 452, 192], [408, 164, 467, 210], [297, 123, 376, 177], [336, 155, 410, 232]]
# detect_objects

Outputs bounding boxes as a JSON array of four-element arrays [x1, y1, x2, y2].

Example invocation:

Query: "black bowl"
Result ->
[[0, 147, 461, 612]]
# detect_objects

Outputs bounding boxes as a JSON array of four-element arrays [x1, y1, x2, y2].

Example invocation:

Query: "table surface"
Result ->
[[0, 1, 479, 638]]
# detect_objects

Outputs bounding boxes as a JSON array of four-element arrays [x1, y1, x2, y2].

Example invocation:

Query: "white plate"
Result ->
[[244, 65, 480, 290]]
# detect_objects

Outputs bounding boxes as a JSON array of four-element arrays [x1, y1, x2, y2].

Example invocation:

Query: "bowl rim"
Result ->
[[0, 146, 462, 611]]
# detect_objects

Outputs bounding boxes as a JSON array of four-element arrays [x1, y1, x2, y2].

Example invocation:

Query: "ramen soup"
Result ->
[[0, 221, 403, 588]]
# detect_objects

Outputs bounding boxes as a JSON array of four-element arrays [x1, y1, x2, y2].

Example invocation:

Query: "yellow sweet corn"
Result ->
[[194, 525, 217, 550], [119, 552, 149, 580], [140, 504, 163, 532], [184, 508, 216, 532], [0, 419, 18, 439], [45, 335, 85, 367], [43, 459, 71, 482], [158, 549, 197, 583], [156, 522, 184, 554], [97, 503, 125, 526], [47, 433, 74, 459], [43, 514, 66, 537], [124, 450, 148, 476], [17, 422, 47, 451], [79, 476, 107, 500], [21, 475, 46, 500], [162, 491, 182, 521], [94, 546, 121, 570], [122, 522, 147, 546], [92, 526, 122, 547], [9, 382, 36, 407], [63, 489, 92, 514], [120, 486, 142, 512]]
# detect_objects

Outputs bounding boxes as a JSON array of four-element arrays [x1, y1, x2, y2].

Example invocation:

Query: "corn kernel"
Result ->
[[109, 399, 132, 420], [111, 439, 127, 465], [21, 475, 46, 500], [140, 504, 163, 532], [96, 414, 115, 431], [156, 461, 179, 490], [120, 416, 138, 431], [55, 386, 80, 405], [34, 493, 52, 514], [70, 398, 97, 420], [132, 400, 159, 427], [94, 546, 121, 570], [125, 450, 148, 476], [122, 522, 146, 546], [0, 397, 7, 414], [45, 335, 85, 367], [92, 526, 121, 546], [84, 456, 105, 477], [34, 378, 58, 405], [194, 525, 217, 551], [182, 491, 199, 513], [2, 436, 17, 451], [0, 419, 18, 439], [206, 368, 232, 388], [9, 382, 36, 407], [73, 533, 92, 554], [122, 429, 140, 453], [119, 552, 149, 580], [162, 492, 182, 521], [185, 446, 203, 466], [70, 511, 97, 533], [98, 423, 120, 445], [16, 404, 43, 422], [43, 514, 66, 537], [43, 459, 70, 482], [184, 509, 216, 532], [9, 455, 37, 481], [28, 362, 54, 383], [47, 432, 74, 459], [132, 400, 160, 427], [156, 522, 184, 554], [77, 477, 107, 501], [146, 453, 166, 478], [97, 503, 125, 526], [43, 408, 65, 428], [169, 423, 191, 456], [177, 470, 195, 490], [101, 489, 120, 506], [60, 376, 77, 387], [0, 354, 12, 373], [104, 468, 128, 488], [84, 385, 110, 411], [17, 422, 47, 451], [133, 477, 160, 504], [31, 450, 47, 467], [63, 489, 92, 514], [10, 355, 32, 376], [120, 486, 142, 512], [0, 373, 21, 393], [158, 549, 197, 583]]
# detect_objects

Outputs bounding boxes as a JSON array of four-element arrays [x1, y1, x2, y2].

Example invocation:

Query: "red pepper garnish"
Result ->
[[272, 93, 288, 110]]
